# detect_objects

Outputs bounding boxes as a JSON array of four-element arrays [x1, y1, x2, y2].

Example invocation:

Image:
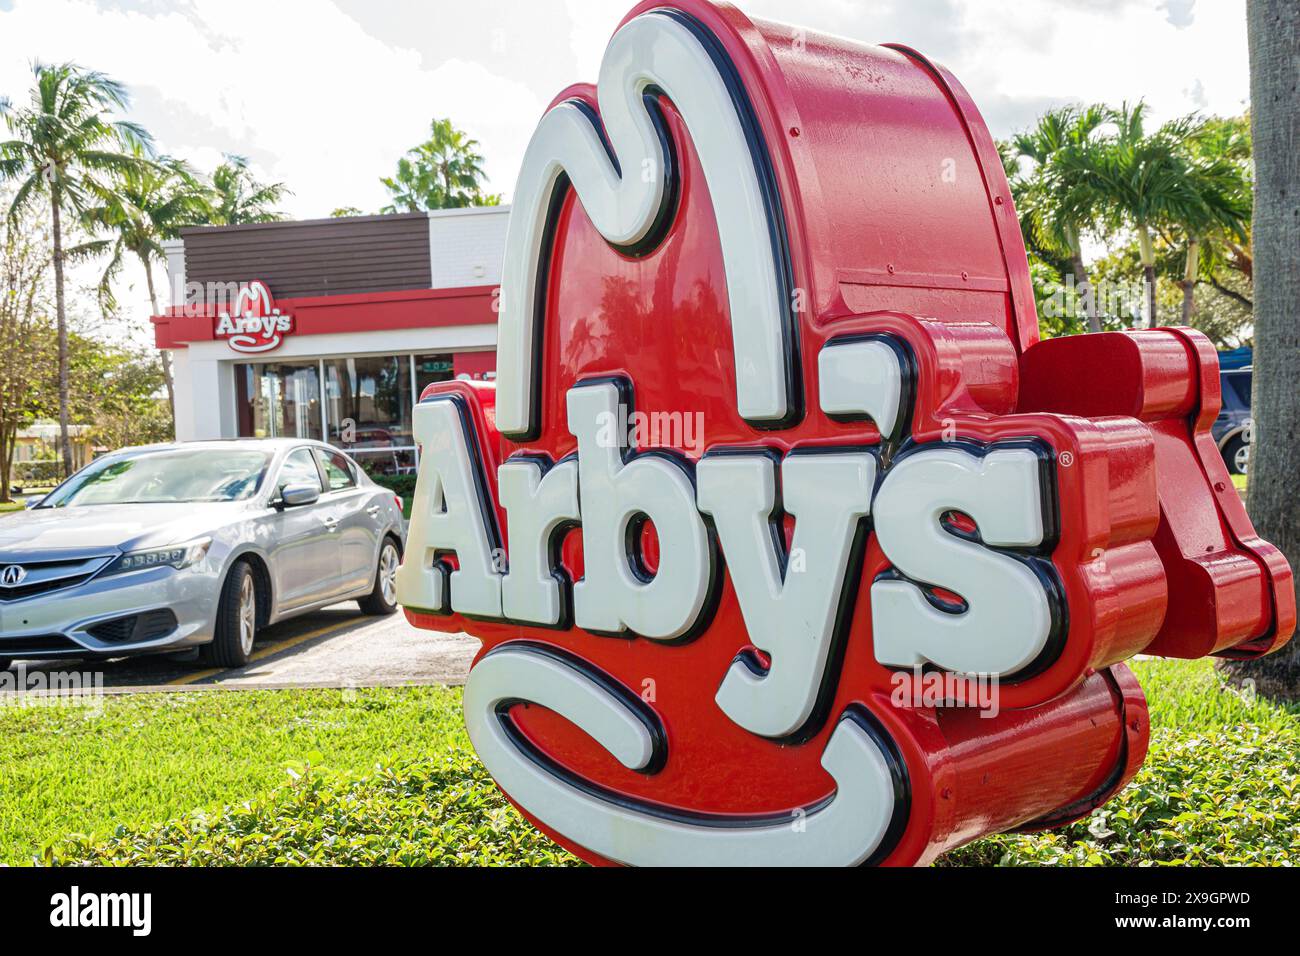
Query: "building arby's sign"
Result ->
[[213, 280, 293, 353], [397, 0, 1295, 865]]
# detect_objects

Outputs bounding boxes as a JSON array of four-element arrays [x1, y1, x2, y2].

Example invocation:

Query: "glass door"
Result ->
[[235, 362, 323, 439]]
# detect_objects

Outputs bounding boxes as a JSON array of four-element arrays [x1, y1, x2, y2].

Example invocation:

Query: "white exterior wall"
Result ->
[[427, 206, 510, 287], [162, 238, 186, 308]]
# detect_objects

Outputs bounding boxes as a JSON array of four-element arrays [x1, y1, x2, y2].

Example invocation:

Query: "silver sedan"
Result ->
[[0, 439, 406, 669]]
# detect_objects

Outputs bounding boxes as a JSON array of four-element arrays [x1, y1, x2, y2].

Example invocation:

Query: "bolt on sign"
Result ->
[[398, 0, 1295, 866]]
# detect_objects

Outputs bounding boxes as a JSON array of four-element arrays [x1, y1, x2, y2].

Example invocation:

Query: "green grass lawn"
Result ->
[[2, 658, 1296, 866], [0, 685, 556, 865]]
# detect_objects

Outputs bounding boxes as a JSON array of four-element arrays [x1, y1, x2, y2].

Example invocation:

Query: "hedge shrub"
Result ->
[[370, 472, 417, 500]]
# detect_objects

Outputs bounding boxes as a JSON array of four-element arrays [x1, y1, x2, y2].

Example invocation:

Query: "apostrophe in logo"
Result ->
[[1, 565, 27, 587], [214, 281, 293, 353], [396, 0, 1293, 866]]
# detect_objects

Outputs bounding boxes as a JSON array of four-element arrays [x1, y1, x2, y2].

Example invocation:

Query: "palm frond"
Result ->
[[5, 172, 45, 223]]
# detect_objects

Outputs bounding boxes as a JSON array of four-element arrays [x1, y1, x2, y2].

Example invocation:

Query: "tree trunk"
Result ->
[[0, 424, 11, 503], [141, 256, 177, 434], [1180, 238, 1200, 324], [1226, 0, 1300, 698], [1137, 225, 1159, 328], [50, 191, 73, 478], [1069, 248, 1101, 333], [1142, 265, 1158, 327]]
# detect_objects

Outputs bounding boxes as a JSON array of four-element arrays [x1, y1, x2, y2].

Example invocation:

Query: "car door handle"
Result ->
[[366, 505, 381, 516], [321, 515, 339, 531]]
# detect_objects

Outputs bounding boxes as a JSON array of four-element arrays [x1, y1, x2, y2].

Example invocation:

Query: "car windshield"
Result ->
[[40, 448, 273, 507]]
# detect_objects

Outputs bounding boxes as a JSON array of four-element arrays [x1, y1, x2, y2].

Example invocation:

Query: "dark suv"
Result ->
[[1213, 368, 1252, 476]]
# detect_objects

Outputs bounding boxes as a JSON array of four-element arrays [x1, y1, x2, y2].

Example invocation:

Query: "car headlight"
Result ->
[[102, 538, 212, 576]]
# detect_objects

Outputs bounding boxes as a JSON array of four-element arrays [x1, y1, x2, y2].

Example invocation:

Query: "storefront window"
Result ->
[[235, 362, 322, 440], [324, 355, 414, 477], [415, 353, 454, 397]]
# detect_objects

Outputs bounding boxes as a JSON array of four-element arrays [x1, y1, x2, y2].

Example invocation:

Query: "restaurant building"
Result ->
[[152, 207, 504, 477]]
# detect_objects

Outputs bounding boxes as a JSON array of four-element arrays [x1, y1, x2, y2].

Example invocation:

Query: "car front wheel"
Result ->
[[359, 538, 400, 616], [1222, 434, 1249, 477], [202, 562, 258, 667]]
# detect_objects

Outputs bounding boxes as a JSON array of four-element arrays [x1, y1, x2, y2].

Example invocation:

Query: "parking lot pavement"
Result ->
[[3, 606, 479, 694]]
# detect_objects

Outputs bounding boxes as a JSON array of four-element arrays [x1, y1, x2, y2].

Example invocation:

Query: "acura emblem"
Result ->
[[0, 565, 27, 587]]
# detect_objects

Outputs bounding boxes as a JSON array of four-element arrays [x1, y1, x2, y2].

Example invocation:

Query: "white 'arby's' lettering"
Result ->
[[397, 379, 1055, 677], [871, 447, 1053, 676], [499, 456, 580, 626], [697, 452, 875, 738], [394, 398, 503, 618], [214, 310, 291, 339], [567, 383, 712, 640], [818, 337, 904, 436]]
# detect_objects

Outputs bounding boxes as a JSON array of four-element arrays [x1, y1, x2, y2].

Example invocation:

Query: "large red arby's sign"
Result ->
[[213, 280, 293, 353], [397, 0, 1294, 865]]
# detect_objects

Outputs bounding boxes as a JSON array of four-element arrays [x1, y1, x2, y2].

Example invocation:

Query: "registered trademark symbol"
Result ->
[[1059, 451, 1074, 467]]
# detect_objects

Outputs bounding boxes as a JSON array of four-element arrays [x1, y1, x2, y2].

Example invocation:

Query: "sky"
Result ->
[[0, 0, 1252, 329]]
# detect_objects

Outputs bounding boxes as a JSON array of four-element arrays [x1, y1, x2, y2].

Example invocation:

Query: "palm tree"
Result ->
[[1169, 154, 1251, 325], [1012, 105, 1108, 332], [82, 150, 212, 426], [1085, 103, 1247, 328], [201, 154, 288, 225], [1175, 116, 1253, 323], [380, 118, 501, 212], [0, 62, 151, 476]]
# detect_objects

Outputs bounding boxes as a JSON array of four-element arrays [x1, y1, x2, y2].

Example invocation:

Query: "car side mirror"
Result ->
[[279, 483, 320, 508], [24, 495, 45, 509]]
